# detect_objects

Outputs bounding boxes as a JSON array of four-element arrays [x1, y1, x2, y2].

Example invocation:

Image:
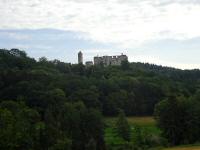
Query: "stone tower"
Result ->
[[78, 51, 83, 64]]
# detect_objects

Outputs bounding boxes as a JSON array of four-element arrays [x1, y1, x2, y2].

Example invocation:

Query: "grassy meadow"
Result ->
[[162, 145, 200, 150], [104, 116, 161, 148], [104, 116, 155, 126], [104, 116, 200, 150]]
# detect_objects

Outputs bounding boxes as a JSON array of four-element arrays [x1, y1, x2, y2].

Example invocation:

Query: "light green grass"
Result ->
[[104, 117, 200, 150], [104, 116, 160, 136], [162, 144, 200, 150], [104, 116, 161, 147], [163, 146, 200, 150], [127, 116, 155, 126], [104, 116, 155, 126]]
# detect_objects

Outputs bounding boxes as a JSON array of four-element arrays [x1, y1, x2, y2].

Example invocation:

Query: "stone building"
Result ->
[[85, 61, 93, 67], [94, 54, 128, 66]]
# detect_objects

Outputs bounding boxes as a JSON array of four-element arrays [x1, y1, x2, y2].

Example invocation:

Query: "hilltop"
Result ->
[[1, 48, 200, 116]]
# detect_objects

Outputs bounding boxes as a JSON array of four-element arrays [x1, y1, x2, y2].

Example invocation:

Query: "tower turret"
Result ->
[[78, 51, 83, 64]]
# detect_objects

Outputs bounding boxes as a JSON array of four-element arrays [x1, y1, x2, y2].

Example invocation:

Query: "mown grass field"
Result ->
[[104, 116, 155, 126]]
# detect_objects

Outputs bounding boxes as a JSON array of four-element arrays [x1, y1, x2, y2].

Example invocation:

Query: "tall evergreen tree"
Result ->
[[115, 109, 131, 141]]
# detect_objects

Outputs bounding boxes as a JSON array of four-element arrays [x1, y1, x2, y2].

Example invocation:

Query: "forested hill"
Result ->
[[0, 48, 200, 116]]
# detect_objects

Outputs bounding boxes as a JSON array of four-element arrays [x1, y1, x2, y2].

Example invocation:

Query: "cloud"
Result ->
[[0, 0, 200, 69], [131, 54, 200, 70], [0, 31, 30, 40], [0, 29, 200, 69], [0, 29, 116, 63], [0, 0, 200, 48], [127, 36, 200, 69]]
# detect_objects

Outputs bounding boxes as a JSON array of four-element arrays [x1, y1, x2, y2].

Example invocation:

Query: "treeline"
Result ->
[[1, 49, 199, 116], [0, 99, 105, 150], [155, 92, 200, 146], [0, 48, 200, 149]]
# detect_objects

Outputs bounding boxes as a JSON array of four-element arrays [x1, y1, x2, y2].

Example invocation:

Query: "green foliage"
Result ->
[[105, 117, 163, 150], [0, 108, 16, 150], [1, 49, 199, 116], [115, 110, 131, 141], [0, 48, 200, 149], [49, 138, 72, 150], [154, 95, 200, 145], [0, 101, 41, 150], [121, 60, 130, 70]]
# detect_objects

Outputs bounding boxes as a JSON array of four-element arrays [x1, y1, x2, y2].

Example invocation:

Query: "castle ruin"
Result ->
[[78, 51, 83, 64], [94, 54, 128, 66], [78, 52, 128, 67]]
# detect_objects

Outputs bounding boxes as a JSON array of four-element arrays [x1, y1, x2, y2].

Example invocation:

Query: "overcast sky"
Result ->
[[0, 0, 200, 69]]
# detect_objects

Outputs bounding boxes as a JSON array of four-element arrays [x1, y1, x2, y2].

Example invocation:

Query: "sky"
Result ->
[[0, 0, 200, 69]]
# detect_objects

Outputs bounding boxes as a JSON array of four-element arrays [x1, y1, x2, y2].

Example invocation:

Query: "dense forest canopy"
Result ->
[[0, 48, 200, 150], [0, 48, 200, 116]]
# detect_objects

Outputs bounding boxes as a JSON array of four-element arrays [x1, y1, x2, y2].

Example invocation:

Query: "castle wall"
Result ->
[[94, 54, 128, 66]]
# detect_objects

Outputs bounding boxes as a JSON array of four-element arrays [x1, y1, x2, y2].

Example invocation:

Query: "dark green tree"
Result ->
[[154, 96, 183, 145], [121, 60, 130, 70], [154, 95, 200, 145], [0, 108, 16, 150], [115, 109, 131, 141], [0, 101, 42, 150]]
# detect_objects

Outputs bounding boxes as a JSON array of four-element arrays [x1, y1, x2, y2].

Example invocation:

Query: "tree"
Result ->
[[1, 48, 200, 149], [115, 109, 131, 141], [80, 108, 106, 150], [0, 108, 16, 150], [154, 96, 184, 145], [49, 138, 72, 150], [154, 95, 200, 145], [0, 101, 42, 150], [121, 60, 130, 70], [69, 89, 101, 110], [10, 48, 27, 58]]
